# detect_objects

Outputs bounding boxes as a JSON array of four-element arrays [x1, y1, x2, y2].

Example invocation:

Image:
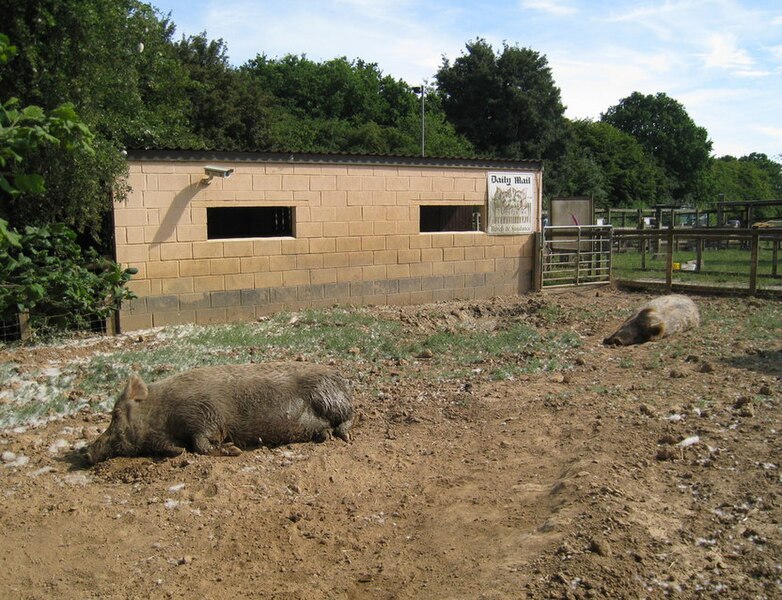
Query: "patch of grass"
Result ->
[[490, 365, 525, 381], [412, 324, 581, 378], [612, 245, 782, 287], [699, 299, 782, 343], [643, 353, 663, 371], [192, 309, 407, 361], [744, 307, 782, 343], [535, 303, 564, 325]]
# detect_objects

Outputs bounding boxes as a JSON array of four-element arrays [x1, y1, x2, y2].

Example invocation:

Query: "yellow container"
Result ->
[[672, 262, 681, 271]]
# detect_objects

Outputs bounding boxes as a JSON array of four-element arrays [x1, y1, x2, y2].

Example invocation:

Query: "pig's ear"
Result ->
[[123, 374, 149, 402]]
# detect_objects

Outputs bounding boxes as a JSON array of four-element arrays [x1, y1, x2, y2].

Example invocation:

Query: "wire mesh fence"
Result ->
[[0, 312, 115, 344]]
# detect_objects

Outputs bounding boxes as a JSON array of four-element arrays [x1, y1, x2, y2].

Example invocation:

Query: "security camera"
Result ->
[[203, 165, 235, 180]]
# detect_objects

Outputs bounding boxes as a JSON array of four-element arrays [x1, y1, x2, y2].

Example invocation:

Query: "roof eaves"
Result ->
[[125, 148, 543, 170]]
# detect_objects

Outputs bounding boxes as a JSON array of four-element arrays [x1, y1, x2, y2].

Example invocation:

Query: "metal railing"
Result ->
[[539, 225, 613, 288]]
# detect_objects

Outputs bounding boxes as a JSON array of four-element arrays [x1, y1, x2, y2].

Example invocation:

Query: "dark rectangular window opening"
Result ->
[[420, 205, 483, 233], [207, 206, 294, 239]]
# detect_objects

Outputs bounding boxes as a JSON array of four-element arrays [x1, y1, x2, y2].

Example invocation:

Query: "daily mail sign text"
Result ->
[[487, 172, 537, 235]]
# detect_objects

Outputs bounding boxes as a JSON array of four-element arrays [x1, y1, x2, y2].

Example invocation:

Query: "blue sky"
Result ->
[[150, 0, 781, 160]]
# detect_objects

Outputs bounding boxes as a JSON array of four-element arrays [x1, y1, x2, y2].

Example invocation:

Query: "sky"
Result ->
[[149, 0, 782, 160]]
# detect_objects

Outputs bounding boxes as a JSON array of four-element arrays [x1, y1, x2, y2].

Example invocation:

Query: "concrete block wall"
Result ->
[[115, 155, 541, 331]]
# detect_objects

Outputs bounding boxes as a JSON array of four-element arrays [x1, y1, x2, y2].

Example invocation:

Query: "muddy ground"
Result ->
[[1, 288, 781, 599]]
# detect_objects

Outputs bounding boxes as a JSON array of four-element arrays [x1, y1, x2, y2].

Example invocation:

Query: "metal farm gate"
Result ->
[[538, 225, 613, 288]]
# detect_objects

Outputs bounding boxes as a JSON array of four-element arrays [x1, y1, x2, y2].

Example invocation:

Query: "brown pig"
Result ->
[[603, 294, 700, 346], [86, 362, 354, 465]]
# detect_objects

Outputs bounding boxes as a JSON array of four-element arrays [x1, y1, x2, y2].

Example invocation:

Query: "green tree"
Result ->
[[739, 153, 782, 198], [544, 143, 608, 206], [601, 92, 712, 202], [0, 33, 135, 331], [0, 0, 196, 241], [0, 33, 93, 243], [709, 154, 782, 218], [435, 39, 568, 160], [573, 120, 665, 207], [173, 33, 263, 150], [241, 55, 472, 156]]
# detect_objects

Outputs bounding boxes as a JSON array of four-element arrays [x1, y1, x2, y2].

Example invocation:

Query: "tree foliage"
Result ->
[[601, 92, 712, 202], [172, 33, 271, 151], [242, 55, 472, 156], [0, 33, 94, 241], [435, 39, 568, 160], [0, 32, 136, 332], [569, 120, 666, 208], [1, 223, 137, 330], [709, 153, 782, 218], [545, 120, 657, 209], [0, 0, 196, 240]]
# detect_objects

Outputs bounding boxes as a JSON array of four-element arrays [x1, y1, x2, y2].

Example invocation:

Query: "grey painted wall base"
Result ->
[[119, 267, 533, 332]]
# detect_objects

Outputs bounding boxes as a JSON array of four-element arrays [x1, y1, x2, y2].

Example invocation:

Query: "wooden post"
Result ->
[[534, 231, 544, 291], [666, 226, 674, 292], [607, 226, 614, 283], [636, 209, 643, 254], [773, 238, 779, 278], [639, 217, 647, 271], [673, 209, 680, 252], [749, 230, 759, 295], [106, 312, 119, 336], [18, 312, 31, 342], [575, 226, 582, 285]]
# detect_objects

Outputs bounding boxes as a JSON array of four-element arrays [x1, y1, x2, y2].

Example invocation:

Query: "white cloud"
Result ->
[[549, 43, 680, 119], [755, 125, 782, 140], [520, 0, 577, 16], [700, 32, 754, 70], [601, 0, 689, 40], [768, 44, 782, 61]]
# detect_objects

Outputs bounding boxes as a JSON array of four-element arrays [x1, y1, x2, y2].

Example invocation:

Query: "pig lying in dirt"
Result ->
[[86, 362, 354, 465], [603, 294, 700, 346]]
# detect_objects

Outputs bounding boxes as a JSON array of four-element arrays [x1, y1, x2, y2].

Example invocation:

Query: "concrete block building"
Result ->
[[115, 150, 542, 332]]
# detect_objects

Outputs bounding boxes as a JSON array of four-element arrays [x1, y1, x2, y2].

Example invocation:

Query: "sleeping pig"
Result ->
[[603, 294, 700, 346], [86, 362, 354, 465]]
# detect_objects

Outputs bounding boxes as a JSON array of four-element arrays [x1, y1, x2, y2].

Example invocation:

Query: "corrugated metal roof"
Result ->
[[126, 148, 544, 171]]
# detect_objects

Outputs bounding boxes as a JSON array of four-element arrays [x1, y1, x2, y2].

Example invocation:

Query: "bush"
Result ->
[[0, 222, 136, 332]]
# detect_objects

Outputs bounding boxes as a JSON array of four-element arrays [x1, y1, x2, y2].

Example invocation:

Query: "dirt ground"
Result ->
[[1, 288, 781, 599]]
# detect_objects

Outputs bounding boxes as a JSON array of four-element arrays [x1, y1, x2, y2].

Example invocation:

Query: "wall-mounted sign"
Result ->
[[487, 172, 537, 235]]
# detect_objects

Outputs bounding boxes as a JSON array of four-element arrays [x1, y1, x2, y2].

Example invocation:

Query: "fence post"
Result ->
[[106, 312, 119, 336], [666, 227, 674, 292], [534, 231, 544, 292], [773, 238, 779, 278], [608, 227, 614, 282], [749, 230, 759, 295], [18, 312, 31, 342]]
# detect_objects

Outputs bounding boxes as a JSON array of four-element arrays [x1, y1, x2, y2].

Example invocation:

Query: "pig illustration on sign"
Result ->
[[603, 294, 700, 346], [86, 363, 354, 465]]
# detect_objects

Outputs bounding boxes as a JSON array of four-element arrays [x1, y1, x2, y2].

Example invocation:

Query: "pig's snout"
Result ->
[[86, 429, 115, 465]]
